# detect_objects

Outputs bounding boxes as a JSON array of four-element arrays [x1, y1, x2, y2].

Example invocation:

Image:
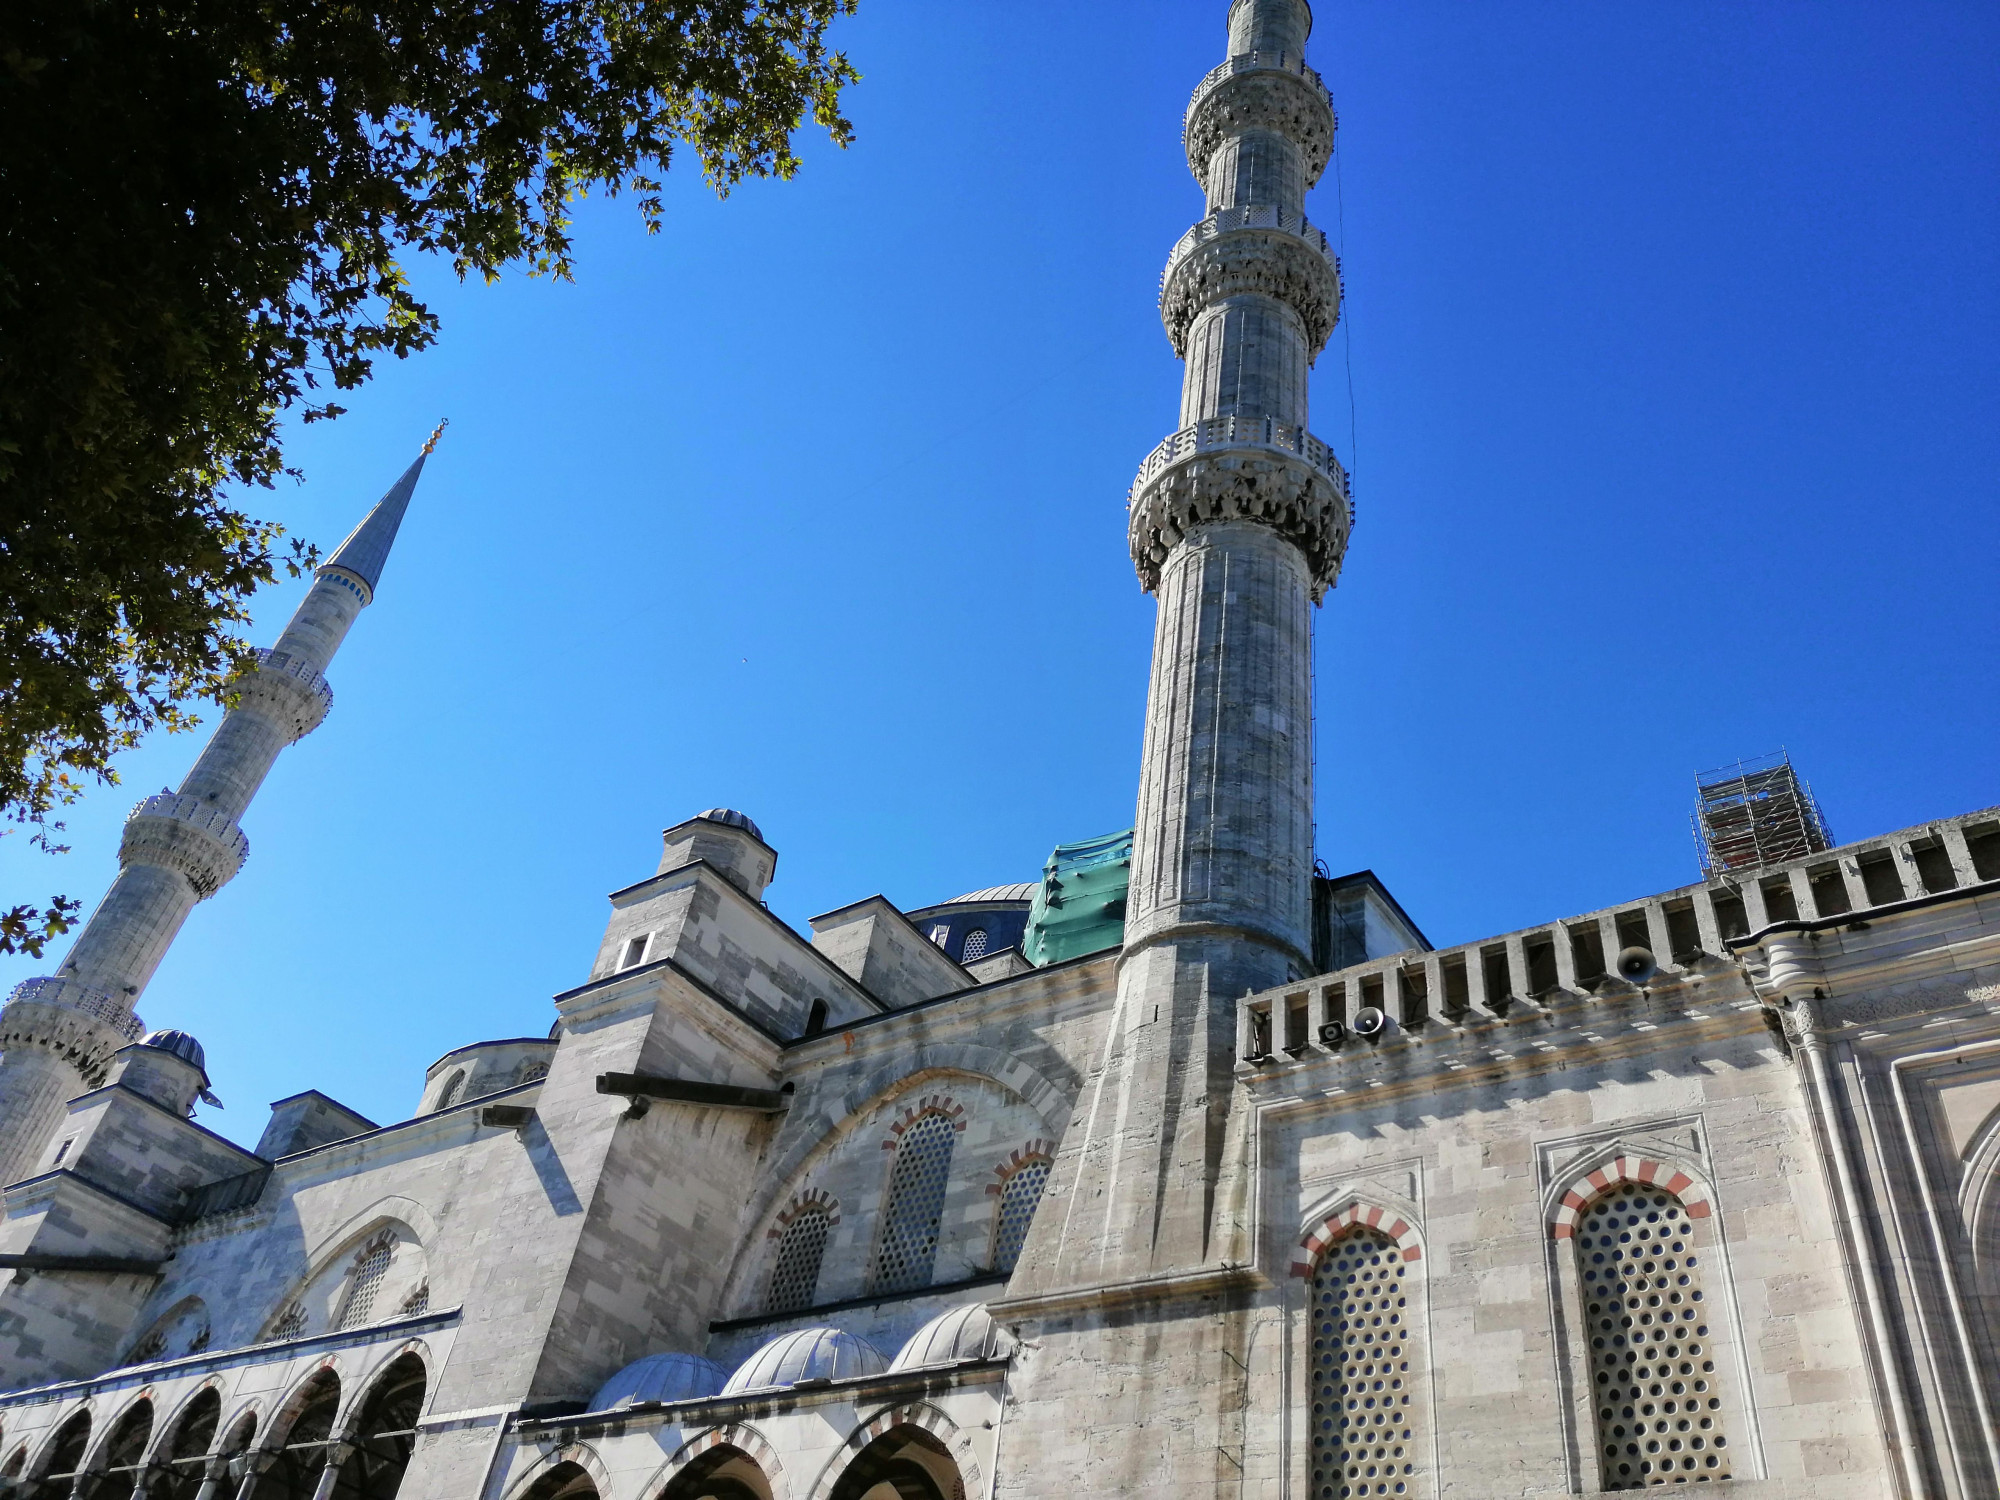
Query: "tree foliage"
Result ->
[[0, 0, 856, 953]]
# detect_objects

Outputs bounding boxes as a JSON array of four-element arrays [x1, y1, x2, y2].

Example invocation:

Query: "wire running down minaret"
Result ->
[[0, 435, 443, 1185]]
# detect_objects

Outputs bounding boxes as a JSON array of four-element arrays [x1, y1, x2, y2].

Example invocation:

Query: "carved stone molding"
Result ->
[[0, 981, 144, 1084], [230, 649, 333, 744], [1185, 63, 1335, 190], [1128, 444, 1350, 600], [1160, 220, 1341, 359], [120, 793, 248, 899]]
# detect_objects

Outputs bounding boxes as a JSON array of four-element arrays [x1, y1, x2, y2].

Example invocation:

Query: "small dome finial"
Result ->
[[422, 418, 449, 456]]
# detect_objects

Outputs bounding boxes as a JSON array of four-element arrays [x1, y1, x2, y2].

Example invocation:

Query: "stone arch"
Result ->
[[27, 1404, 93, 1488], [261, 1206, 432, 1341], [728, 1054, 1073, 1308], [1957, 1099, 2000, 1299], [83, 1393, 153, 1499], [809, 1403, 975, 1500], [878, 1095, 968, 1151], [1291, 1195, 1423, 1278], [508, 1442, 612, 1500], [255, 1361, 343, 1486], [146, 1381, 224, 1497], [648, 1423, 786, 1500], [1547, 1152, 1714, 1239], [124, 1293, 211, 1365]]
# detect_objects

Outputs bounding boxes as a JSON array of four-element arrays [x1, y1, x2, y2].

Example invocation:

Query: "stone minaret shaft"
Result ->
[[0, 447, 434, 1185], [1028, 0, 1346, 1288]]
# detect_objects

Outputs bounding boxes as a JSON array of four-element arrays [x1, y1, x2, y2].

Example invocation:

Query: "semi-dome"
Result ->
[[588, 1352, 724, 1411], [140, 1029, 207, 1076], [720, 1326, 886, 1394], [889, 1303, 1011, 1371], [696, 808, 764, 842]]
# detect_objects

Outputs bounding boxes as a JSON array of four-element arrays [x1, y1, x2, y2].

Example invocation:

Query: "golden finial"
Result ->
[[422, 418, 449, 456]]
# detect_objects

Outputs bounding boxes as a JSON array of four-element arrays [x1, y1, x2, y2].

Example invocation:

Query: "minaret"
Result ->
[[0, 432, 441, 1185], [1026, 0, 1344, 1287]]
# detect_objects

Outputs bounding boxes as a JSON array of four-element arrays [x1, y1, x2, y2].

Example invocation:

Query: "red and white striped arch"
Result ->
[[1292, 1202, 1423, 1278], [1550, 1156, 1712, 1240]]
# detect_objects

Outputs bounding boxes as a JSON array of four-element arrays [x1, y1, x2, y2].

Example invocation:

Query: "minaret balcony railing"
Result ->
[[1162, 204, 1330, 285], [3, 977, 145, 1042], [1130, 415, 1348, 506], [1185, 49, 1328, 127], [120, 792, 250, 899], [231, 647, 336, 744]]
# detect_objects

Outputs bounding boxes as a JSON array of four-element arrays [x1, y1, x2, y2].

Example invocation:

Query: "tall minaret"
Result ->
[[0, 433, 441, 1184], [1025, 0, 1345, 1287]]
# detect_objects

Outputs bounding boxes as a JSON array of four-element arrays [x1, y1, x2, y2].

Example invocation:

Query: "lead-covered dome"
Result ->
[[696, 808, 764, 842], [589, 1352, 724, 1411], [889, 1304, 1010, 1371], [140, 1029, 207, 1076], [720, 1326, 885, 1394]]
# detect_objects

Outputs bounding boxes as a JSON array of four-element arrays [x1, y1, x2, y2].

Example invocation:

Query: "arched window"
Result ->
[[960, 928, 989, 963], [767, 1206, 835, 1312], [270, 1302, 308, 1341], [875, 1112, 957, 1293], [89, 1400, 152, 1500], [1576, 1184, 1732, 1488], [331, 1352, 426, 1499], [1308, 1229, 1424, 1499], [265, 1373, 340, 1498], [334, 1231, 395, 1331], [435, 1070, 467, 1111], [28, 1410, 90, 1500], [514, 1058, 549, 1086], [991, 1156, 1051, 1273], [150, 1387, 220, 1500]]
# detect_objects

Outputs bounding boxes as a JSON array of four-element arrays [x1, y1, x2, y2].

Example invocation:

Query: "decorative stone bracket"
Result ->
[[119, 793, 248, 899], [1160, 210, 1341, 359], [1184, 53, 1336, 188]]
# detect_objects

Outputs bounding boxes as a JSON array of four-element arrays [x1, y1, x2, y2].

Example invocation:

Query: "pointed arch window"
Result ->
[[961, 928, 989, 963], [435, 1070, 467, 1111], [1577, 1184, 1732, 1488], [874, 1112, 957, 1292], [334, 1233, 394, 1331], [1308, 1228, 1426, 1499], [991, 1156, 1051, 1273], [767, 1205, 836, 1312]]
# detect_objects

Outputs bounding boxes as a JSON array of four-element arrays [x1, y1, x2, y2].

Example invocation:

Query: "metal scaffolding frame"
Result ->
[[1693, 750, 1834, 876]]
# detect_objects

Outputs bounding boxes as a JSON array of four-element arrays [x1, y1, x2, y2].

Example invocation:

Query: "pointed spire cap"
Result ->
[[318, 421, 445, 599]]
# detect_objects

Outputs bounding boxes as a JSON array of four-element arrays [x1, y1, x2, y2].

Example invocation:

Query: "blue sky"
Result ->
[[5, 0, 1996, 1147]]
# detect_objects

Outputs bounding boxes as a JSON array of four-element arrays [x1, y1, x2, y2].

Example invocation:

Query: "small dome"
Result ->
[[720, 1326, 886, 1395], [140, 1029, 206, 1074], [889, 1304, 1010, 1371], [696, 808, 764, 842], [942, 884, 1037, 906], [588, 1352, 724, 1411]]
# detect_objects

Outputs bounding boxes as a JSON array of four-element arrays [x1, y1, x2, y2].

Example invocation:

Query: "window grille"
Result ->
[[515, 1059, 549, 1085], [187, 1323, 211, 1354], [335, 1237, 394, 1331], [398, 1281, 430, 1317], [1578, 1184, 1731, 1487], [436, 1071, 466, 1110], [767, 1207, 835, 1313], [874, 1112, 957, 1292], [271, 1303, 307, 1341], [1309, 1229, 1422, 1499], [992, 1157, 1051, 1273], [961, 928, 989, 962], [127, 1328, 167, 1364]]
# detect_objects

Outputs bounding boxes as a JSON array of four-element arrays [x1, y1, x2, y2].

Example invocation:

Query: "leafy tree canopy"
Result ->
[[0, 0, 857, 954]]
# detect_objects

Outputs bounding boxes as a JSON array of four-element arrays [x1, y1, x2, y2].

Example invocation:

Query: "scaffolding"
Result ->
[[1693, 750, 1834, 876]]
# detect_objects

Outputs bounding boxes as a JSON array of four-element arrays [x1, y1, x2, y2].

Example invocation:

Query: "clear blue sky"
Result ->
[[5, 1, 1996, 1147]]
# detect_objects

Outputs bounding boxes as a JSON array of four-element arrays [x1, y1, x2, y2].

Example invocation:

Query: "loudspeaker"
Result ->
[[1318, 1020, 1346, 1048], [1351, 1005, 1388, 1040], [1615, 946, 1658, 984]]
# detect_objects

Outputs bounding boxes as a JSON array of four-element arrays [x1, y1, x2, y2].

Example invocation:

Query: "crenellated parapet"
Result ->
[[1127, 415, 1350, 598], [1184, 51, 1336, 194], [227, 647, 334, 744], [1159, 204, 1341, 358], [0, 977, 145, 1086], [119, 792, 250, 900]]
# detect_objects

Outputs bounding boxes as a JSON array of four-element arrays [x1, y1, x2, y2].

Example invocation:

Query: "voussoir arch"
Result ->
[[506, 1440, 612, 1500], [645, 1421, 787, 1500], [1292, 1197, 1423, 1277], [1548, 1152, 1714, 1239], [808, 1401, 977, 1500]]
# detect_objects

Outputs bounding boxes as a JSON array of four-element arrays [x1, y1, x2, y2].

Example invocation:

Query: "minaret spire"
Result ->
[[1018, 0, 1345, 1288], [0, 433, 442, 1184]]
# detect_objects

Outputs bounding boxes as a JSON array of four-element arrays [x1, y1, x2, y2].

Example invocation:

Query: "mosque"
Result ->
[[0, 2, 1996, 1496]]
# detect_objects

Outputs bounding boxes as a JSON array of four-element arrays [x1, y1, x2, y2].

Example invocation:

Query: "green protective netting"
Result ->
[[1023, 827, 1133, 966]]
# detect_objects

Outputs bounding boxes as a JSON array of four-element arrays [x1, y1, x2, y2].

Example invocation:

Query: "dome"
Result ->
[[140, 1029, 207, 1075], [696, 808, 764, 842], [889, 1304, 1011, 1371], [588, 1352, 724, 1411], [941, 884, 1037, 906], [720, 1326, 886, 1394]]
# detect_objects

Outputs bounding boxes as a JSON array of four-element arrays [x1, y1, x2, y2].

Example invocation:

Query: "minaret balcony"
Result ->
[[119, 793, 250, 899], [229, 647, 335, 743], [1185, 50, 1336, 191], [0, 977, 145, 1082], [1127, 415, 1352, 600], [1160, 205, 1342, 359]]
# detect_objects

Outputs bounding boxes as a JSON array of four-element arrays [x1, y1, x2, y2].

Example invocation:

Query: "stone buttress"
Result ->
[[0, 441, 438, 1187]]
